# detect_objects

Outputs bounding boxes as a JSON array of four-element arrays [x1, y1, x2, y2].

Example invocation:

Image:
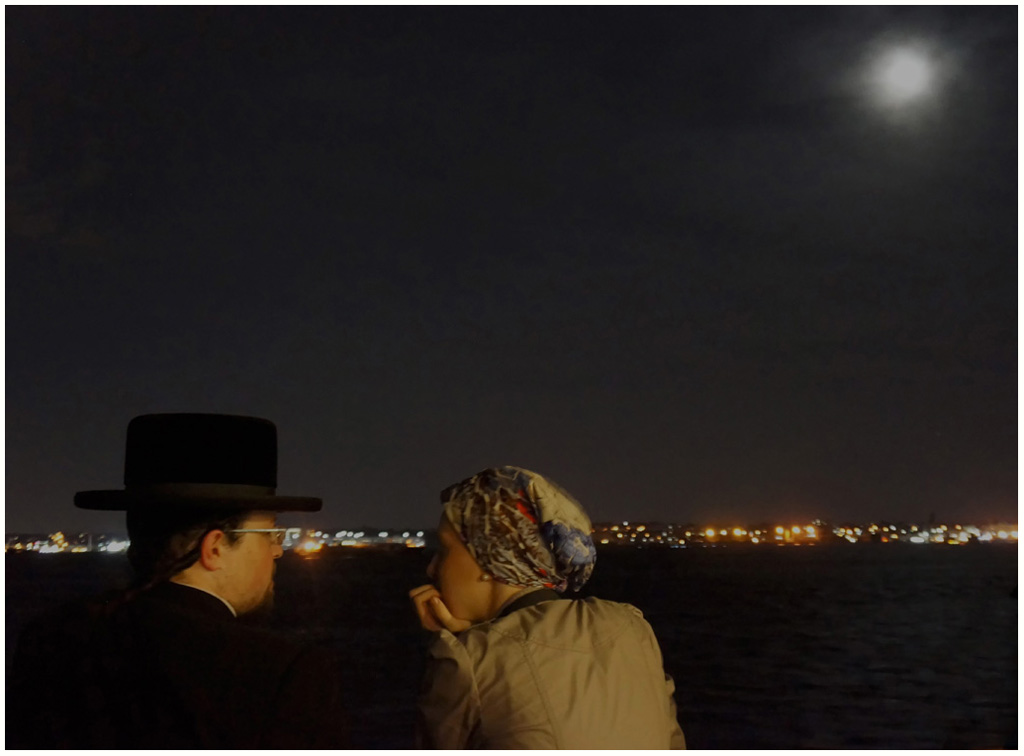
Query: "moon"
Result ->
[[872, 47, 935, 106]]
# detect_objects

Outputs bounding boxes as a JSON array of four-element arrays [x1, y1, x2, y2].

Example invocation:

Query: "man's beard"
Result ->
[[239, 573, 276, 622], [256, 580, 275, 612]]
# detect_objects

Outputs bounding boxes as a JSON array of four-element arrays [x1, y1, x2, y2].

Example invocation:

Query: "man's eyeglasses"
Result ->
[[227, 528, 289, 546]]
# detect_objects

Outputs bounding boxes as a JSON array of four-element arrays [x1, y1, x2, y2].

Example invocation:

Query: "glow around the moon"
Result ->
[[872, 47, 934, 106]]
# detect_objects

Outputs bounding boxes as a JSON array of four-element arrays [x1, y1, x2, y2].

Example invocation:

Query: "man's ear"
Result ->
[[198, 529, 229, 571]]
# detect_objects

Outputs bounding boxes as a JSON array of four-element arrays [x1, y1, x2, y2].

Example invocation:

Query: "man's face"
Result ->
[[219, 511, 283, 615]]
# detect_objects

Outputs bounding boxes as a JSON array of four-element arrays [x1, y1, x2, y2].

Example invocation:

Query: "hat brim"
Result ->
[[74, 490, 322, 512]]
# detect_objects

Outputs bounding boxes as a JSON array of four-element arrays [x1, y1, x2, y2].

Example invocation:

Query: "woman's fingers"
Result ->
[[408, 584, 473, 633], [427, 596, 472, 634], [409, 584, 440, 601], [409, 584, 444, 632]]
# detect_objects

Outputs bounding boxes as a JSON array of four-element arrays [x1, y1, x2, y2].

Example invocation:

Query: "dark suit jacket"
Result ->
[[7, 582, 349, 748]]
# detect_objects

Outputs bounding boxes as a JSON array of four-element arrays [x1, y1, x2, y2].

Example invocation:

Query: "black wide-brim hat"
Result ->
[[74, 413, 322, 512]]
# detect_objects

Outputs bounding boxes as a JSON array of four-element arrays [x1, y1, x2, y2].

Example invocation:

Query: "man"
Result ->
[[7, 413, 348, 748]]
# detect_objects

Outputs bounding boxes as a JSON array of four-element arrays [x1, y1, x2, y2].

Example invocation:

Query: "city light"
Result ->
[[5, 519, 1018, 556], [583, 520, 1019, 549]]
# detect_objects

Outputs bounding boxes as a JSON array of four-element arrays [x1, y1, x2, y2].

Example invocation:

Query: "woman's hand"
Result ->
[[409, 584, 473, 633]]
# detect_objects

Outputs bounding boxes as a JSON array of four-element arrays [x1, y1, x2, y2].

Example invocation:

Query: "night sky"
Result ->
[[6, 7, 1017, 534]]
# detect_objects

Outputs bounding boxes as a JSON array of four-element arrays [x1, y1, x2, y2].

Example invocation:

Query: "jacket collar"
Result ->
[[145, 580, 238, 620]]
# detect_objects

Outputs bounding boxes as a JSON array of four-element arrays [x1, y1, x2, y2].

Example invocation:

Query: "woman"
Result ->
[[409, 466, 686, 749]]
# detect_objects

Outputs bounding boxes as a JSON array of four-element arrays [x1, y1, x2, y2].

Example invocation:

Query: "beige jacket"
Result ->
[[417, 596, 686, 749]]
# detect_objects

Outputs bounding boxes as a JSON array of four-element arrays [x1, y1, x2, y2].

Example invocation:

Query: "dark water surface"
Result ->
[[6, 545, 1017, 749]]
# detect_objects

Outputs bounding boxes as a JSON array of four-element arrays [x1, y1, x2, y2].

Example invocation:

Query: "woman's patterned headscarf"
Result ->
[[441, 466, 597, 593]]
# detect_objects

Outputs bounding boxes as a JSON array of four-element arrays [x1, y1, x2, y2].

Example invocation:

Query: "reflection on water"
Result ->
[[6, 545, 1017, 748]]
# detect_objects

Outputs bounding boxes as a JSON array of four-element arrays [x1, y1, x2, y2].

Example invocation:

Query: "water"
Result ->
[[6, 544, 1017, 749]]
